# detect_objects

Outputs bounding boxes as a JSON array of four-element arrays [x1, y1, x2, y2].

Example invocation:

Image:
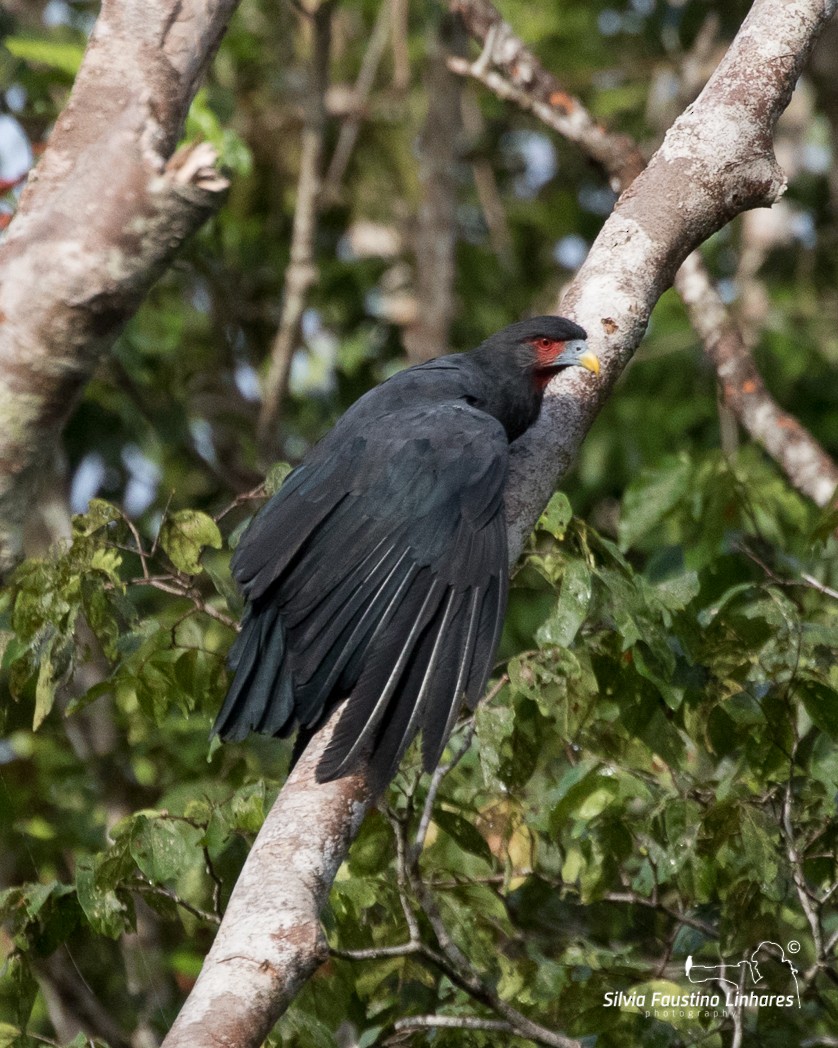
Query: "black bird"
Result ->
[[213, 317, 598, 788]]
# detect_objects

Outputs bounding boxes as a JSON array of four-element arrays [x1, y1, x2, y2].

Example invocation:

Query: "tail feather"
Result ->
[[420, 585, 481, 770], [212, 604, 294, 741]]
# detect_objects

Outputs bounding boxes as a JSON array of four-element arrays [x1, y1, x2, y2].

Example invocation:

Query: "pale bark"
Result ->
[[0, 0, 238, 572], [162, 716, 372, 1048], [162, 1, 837, 1044], [504, 0, 837, 556], [448, 0, 838, 520]]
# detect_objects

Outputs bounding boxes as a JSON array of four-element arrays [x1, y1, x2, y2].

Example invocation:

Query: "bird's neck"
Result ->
[[461, 350, 544, 443]]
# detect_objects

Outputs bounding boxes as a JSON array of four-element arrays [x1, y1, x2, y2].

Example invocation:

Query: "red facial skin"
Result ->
[[529, 336, 567, 389]]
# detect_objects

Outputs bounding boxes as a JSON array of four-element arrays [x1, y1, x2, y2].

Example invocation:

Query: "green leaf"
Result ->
[[432, 809, 493, 865], [5, 35, 85, 75], [536, 559, 591, 648], [33, 636, 56, 730], [618, 456, 691, 550], [264, 461, 292, 496], [227, 782, 267, 833], [799, 677, 838, 739], [538, 492, 573, 539], [0, 1024, 21, 1048], [160, 510, 222, 574], [653, 570, 700, 612], [72, 498, 121, 536], [76, 858, 132, 939], [129, 817, 193, 883]]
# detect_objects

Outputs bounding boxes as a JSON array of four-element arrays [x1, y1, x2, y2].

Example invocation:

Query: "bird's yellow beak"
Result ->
[[559, 339, 600, 377], [577, 349, 600, 376]]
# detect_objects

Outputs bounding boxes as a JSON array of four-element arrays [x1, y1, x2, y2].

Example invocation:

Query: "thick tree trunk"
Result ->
[[0, 0, 239, 572]]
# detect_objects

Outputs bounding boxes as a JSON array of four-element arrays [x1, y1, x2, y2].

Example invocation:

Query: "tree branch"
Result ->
[[0, 0, 238, 572], [402, 15, 466, 363], [162, 0, 837, 1042], [256, 2, 333, 456], [322, 0, 392, 199], [448, 0, 838, 518], [161, 716, 372, 1047], [676, 253, 838, 506]]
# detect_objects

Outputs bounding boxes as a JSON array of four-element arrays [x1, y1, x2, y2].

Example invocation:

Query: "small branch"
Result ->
[[676, 254, 838, 508], [331, 942, 420, 961], [603, 891, 716, 939], [257, 2, 333, 455], [213, 482, 267, 523], [800, 573, 838, 601], [134, 880, 221, 926], [402, 15, 466, 363], [390, 0, 410, 91], [125, 575, 238, 631], [461, 90, 514, 264], [322, 0, 392, 197], [393, 1015, 516, 1034], [204, 845, 225, 922], [782, 776, 824, 962]]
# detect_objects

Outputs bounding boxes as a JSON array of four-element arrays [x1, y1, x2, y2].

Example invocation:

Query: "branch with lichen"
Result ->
[[0, 0, 238, 574], [447, 0, 838, 513]]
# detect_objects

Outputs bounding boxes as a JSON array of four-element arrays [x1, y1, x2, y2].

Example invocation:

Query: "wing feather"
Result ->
[[214, 386, 511, 784]]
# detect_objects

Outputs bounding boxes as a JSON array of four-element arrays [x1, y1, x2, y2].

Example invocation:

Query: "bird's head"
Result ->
[[512, 316, 599, 389], [475, 315, 598, 391], [467, 316, 599, 441]]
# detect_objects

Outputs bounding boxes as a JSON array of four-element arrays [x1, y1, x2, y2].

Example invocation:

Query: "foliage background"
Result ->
[[1, 0, 837, 1045]]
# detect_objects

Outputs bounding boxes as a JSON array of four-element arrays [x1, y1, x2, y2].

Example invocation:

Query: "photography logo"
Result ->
[[685, 940, 800, 1009], [603, 940, 801, 1018]]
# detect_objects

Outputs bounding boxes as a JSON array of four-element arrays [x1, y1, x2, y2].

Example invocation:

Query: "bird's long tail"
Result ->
[[212, 603, 295, 741]]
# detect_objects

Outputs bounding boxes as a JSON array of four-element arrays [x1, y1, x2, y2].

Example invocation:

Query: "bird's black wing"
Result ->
[[213, 394, 509, 787]]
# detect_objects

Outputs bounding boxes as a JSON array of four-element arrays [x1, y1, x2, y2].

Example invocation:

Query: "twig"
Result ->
[[393, 1014, 516, 1034], [126, 575, 238, 631], [390, 0, 410, 91], [213, 482, 266, 523], [603, 891, 716, 939], [402, 15, 465, 363], [134, 880, 221, 926], [800, 573, 838, 601], [322, 0, 392, 196], [119, 510, 150, 580], [204, 846, 225, 922], [413, 674, 508, 857], [461, 90, 514, 264], [782, 775, 824, 962], [257, 1, 333, 455]]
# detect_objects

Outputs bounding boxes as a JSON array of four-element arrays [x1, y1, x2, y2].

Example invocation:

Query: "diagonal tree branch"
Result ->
[[0, 0, 240, 573], [502, 0, 836, 558], [447, 0, 838, 516], [162, 0, 837, 1043], [402, 15, 466, 363]]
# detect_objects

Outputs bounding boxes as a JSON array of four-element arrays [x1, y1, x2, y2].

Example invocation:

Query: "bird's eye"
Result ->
[[537, 337, 552, 351]]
